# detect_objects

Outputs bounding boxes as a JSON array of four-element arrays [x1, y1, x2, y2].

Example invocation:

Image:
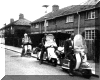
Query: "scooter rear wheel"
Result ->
[[82, 69, 92, 79]]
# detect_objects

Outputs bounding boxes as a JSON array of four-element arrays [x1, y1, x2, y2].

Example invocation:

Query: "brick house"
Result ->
[[0, 13, 31, 47], [30, 1, 100, 61]]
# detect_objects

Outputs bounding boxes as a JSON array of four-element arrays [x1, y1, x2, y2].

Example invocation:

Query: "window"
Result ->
[[66, 15, 74, 23], [85, 30, 95, 40], [87, 11, 95, 19]]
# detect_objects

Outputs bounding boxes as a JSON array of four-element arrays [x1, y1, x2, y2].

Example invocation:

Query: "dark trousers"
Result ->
[[40, 46, 47, 63], [65, 50, 75, 73]]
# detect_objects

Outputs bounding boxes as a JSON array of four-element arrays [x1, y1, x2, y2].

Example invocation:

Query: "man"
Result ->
[[64, 33, 75, 76], [21, 33, 32, 57], [40, 35, 46, 64]]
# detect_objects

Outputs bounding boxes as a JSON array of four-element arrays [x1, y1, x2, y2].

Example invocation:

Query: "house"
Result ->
[[0, 13, 31, 47], [30, 0, 100, 61], [0, 27, 5, 44]]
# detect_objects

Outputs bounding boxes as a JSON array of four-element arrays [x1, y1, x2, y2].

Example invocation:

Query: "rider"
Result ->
[[40, 34, 57, 64], [21, 33, 32, 56], [40, 35, 46, 64], [64, 33, 75, 76]]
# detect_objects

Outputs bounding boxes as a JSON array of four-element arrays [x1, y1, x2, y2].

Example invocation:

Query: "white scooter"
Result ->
[[37, 34, 58, 66], [60, 34, 92, 78], [37, 41, 58, 66], [21, 43, 32, 57]]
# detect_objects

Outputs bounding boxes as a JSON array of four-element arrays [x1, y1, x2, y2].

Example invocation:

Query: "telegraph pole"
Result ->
[[42, 5, 49, 33], [77, 11, 80, 34]]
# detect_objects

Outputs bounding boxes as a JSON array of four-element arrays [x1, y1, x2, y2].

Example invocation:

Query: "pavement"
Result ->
[[0, 44, 99, 77], [1, 44, 37, 58]]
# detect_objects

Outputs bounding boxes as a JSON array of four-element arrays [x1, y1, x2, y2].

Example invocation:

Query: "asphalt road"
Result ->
[[5, 49, 67, 75], [4, 47, 99, 80]]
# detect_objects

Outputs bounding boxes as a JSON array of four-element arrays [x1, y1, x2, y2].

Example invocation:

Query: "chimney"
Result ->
[[19, 13, 24, 19], [10, 18, 14, 23], [52, 5, 59, 12]]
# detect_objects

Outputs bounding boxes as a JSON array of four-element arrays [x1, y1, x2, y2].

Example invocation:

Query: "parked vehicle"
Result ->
[[21, 33, 32, 57], [21, 43, 32, 57], [37, 34, 58, 66], [58, 34, 92, 78]]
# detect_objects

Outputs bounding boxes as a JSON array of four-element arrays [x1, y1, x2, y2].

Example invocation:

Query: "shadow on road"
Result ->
[[10, 55, 20, 57]]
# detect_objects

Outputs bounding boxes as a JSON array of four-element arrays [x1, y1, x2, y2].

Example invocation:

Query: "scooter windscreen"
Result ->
[[45, 34, 57, 47], [74, 34, 86, 49]]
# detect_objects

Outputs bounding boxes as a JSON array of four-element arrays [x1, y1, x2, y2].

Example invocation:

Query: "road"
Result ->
[[2, 46, 98, 80], [5, 48, 67, 75]]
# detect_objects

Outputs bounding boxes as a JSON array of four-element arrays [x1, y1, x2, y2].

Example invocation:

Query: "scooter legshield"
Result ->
[[47, 48, 57, 60], [74, 52, 82, 70]]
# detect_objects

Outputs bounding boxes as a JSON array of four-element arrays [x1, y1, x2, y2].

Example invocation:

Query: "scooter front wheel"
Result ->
[[27, 52, 31, 56], [52, 59, 57, 67], [21, 48, 25, 57], [37, 57, 39, 60]]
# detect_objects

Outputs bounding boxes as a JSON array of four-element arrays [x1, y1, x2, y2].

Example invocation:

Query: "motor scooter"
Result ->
[[21, 43, 32, 57], [60, 34, 92, 78], [37, 34, 58, 66]]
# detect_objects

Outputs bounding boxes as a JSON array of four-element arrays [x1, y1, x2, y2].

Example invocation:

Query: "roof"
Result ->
[[1, 18, 31, 30], [31, 1, 99, 24], [31, 5, 76, 23], [14, 18, 31, 26]]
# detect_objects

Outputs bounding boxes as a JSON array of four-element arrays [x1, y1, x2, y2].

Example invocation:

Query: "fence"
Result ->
[[5, 37, 22, 47], [86, 39, 100, 62]]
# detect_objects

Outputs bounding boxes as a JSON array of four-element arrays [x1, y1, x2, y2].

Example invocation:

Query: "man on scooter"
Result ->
[[64, 33, 75, 76], [40, 35, 46, 64], [21, 33, 32, 57], [40, 34, 57, 64]]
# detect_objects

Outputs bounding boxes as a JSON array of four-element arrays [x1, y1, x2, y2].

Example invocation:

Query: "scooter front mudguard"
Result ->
[[47, 48, 58, 60], [74, 52, 82, 70]]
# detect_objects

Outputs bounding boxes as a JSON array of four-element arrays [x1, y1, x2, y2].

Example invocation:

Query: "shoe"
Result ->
[[21, 54, 24, 57], [69, 72, 74, 76]]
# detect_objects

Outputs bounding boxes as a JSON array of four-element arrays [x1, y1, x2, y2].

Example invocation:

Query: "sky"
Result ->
[[0, 0, 89, 28]]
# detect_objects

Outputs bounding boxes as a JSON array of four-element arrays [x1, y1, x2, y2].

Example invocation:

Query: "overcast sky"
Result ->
[[0, 0, 89, 28]]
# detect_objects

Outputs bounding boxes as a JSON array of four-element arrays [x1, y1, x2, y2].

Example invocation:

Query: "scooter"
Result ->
[[60, 34, 92, 78], [37, 41, 58, 66], [21, 44, 32, 57]]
